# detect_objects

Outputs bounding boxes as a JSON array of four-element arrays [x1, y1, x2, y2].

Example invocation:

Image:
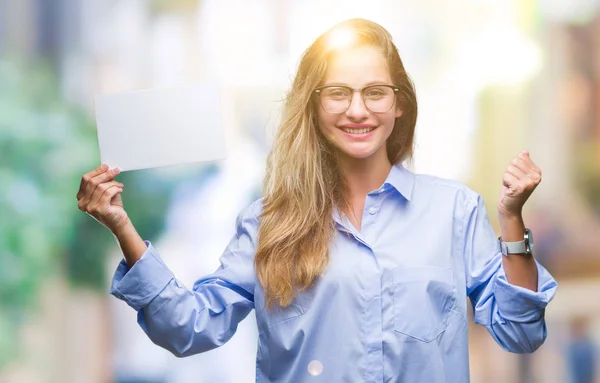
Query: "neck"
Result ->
[[337, 150, 392, 199]]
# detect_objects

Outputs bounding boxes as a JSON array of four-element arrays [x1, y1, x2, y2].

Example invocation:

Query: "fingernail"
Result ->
[[101, 163, 108, 170], [113, 167, 121, 174]]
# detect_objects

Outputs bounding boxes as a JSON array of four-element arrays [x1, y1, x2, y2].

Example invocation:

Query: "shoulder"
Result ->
[[236, 197, 264, 225], [411, 170, 481, 207]]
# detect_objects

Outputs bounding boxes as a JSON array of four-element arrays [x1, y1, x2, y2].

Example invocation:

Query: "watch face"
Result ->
[[525, 228, 534, 254]]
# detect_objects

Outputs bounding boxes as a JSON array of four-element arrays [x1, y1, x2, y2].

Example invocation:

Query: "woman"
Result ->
[[77, 18, 557, 382]]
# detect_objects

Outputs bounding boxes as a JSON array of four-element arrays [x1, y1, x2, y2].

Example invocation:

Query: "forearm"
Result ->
[[112, 220, 147, 268], [110, 240, 255, 357], [498, 213, 538, 292], [139, 281, 253, 357]]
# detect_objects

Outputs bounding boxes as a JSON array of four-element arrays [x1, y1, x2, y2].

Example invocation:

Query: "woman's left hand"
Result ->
[[498, 150, 542, 218]]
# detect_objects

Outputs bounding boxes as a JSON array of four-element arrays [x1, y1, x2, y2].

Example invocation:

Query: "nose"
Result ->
[[345, 91, 369, 120]]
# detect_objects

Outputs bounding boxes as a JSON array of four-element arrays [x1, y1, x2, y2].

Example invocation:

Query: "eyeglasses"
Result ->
[[314, 84, 399, 114]]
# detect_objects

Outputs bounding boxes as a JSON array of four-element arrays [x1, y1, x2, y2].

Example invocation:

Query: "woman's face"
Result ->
[[316, 45, 402, 162]]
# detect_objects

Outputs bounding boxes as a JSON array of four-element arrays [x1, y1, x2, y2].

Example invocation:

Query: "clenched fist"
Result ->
[[498, 150, 542, 218]]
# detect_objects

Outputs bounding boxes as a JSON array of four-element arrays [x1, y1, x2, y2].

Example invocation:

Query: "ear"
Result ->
[[395, 105, 403, 119]]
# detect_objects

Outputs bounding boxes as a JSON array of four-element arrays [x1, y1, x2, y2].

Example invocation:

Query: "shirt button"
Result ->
[[368, 207, 377, 215]]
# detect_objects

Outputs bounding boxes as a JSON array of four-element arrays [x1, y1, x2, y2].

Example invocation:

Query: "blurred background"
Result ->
[[1, 0, 599, 382]]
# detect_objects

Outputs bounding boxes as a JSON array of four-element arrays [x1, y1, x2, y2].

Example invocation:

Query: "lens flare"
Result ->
[[307, 360, 324, 376], [325, 28, 355, 50]]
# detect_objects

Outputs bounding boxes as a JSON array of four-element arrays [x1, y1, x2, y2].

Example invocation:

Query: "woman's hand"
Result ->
[[76, 164, 130, 234], [498, 150, 542, 219]]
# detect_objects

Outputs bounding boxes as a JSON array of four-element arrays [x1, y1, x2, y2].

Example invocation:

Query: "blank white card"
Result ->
[[94, 84, 227, 172]]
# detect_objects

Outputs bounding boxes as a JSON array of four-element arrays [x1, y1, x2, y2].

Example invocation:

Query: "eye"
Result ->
[[364, 87, 387, 98], [323, 87, 350, 99]]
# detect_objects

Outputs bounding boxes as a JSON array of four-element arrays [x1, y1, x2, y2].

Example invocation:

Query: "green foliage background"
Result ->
[[0, 58, 175, 367]]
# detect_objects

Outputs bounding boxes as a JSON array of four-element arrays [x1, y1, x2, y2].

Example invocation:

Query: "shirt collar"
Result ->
[[384, 163, 415, 201]]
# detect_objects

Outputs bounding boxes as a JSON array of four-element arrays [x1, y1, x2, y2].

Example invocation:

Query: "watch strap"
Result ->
[[500, 239, 527, 255]]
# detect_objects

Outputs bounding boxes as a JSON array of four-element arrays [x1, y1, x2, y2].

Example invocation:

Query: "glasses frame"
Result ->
[[314, 84, 399, 114]]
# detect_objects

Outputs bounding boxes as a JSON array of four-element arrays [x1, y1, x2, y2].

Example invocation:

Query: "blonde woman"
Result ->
[[77, 19, 557, 382]]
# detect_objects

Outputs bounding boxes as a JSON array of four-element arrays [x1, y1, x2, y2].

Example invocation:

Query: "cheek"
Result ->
[[317, 110, 337, 135], [381, 113, 397, 133]]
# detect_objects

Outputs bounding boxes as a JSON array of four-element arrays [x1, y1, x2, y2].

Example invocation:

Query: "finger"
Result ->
[[518, 151, 542, 173], [510, 157, 530, 174], [527, 169, 542, 185], [86, 184, 123, 216], [79, 180, 123, 212], [87, 185, 122, 216], [512, 156, 542, 183], [506, 164, 527, 180], [78, 164, 108, 200], [82, 167, 121, 202], [502, 172, 520, 193], [517, 150, 535, 166], [87, 180, 124, 207], [507, 165, 541, 193], [528, 159, 542, 175], [88, 186, 123, 217]]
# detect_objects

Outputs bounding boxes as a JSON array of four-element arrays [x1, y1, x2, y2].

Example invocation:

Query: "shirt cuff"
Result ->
[[110, 240, 174, 311], [494, 261, 558, 323]]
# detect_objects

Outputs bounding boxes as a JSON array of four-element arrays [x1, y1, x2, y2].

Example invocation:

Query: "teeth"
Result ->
[[343, 127, 375, 134]]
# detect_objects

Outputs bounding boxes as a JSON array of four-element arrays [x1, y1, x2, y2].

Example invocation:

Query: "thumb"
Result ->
[[110, 187, 124, 207]]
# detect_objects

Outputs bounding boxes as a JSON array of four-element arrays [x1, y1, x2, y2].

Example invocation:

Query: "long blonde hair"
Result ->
[[255, 18, 418, 309]]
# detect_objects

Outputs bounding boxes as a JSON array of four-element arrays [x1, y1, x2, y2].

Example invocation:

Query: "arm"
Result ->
[[463, 191, 557, 354], [112, 220, 147, 268], [496, 150, 543, 292], [110, 200, 261, 357], [498, 214, 538, 291]]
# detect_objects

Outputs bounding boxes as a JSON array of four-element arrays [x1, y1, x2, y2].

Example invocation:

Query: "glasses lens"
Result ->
[[320, 87, 351, 114], [364, 86, 395, 113]]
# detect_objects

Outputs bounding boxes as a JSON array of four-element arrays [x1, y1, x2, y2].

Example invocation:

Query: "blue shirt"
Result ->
[[110, 163, 558, 383]]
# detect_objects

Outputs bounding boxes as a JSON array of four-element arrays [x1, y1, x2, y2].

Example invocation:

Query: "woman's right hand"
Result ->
[[76, 164, 130, 235]]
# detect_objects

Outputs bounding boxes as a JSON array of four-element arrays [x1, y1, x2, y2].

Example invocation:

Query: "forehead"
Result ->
[[323, 45, 391, 87]]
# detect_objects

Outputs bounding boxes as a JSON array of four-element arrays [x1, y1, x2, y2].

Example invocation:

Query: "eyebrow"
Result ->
[[320, 81, 392, 88]]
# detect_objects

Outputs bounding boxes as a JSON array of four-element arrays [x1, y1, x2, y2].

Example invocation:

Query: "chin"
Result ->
[[340, 147, 381, 160]]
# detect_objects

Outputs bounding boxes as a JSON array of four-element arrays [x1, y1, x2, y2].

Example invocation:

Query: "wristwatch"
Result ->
[[499, 228, 534, 256]]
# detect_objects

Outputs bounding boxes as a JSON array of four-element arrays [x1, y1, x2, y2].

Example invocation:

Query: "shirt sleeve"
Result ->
[[461, 189, 558, 354], [109, 199, 261, 357]]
